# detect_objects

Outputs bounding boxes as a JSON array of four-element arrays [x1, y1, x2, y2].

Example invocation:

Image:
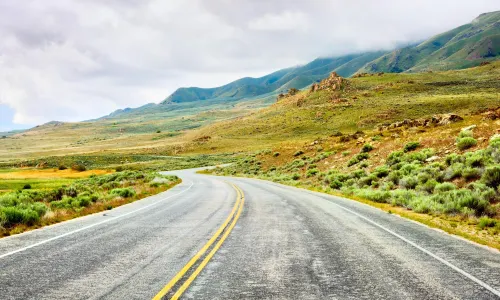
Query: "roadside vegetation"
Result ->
[[208, 132, 500, 248], [0, 170, 180, 236], [198, 64, 500, 250]]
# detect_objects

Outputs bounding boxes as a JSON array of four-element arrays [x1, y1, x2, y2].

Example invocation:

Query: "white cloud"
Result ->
[[248, 11, 309, 31], [0, 0, 498, 128]]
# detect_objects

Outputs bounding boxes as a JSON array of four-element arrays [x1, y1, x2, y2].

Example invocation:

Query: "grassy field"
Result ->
[[0, 169, 113, 193], [0, 170, 180, 236]]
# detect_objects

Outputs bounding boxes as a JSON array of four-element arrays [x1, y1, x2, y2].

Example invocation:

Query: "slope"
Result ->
[[359, 11, 500, 73], [160, 51, 387, 104]]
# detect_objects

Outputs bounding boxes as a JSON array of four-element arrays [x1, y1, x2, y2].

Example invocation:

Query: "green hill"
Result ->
[[160, 51, 387, 104], [359, 11, 500, 73]]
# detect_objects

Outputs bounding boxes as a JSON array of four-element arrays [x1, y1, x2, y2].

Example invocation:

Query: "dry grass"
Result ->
[[0, 168, 113, 179]]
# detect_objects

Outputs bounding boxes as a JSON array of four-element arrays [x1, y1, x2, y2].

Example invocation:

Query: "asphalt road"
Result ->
[[0, 168, 499, 299]]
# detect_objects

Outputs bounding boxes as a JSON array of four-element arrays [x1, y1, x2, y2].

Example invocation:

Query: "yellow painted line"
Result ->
[[171, 184, 245, 299], [152, 183, 243, 300]]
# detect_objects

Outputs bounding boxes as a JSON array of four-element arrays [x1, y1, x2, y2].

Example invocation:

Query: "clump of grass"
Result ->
[[457, 137, 477, 150], [361, 143, 374, 153], [434, 182, 456, 193], [273, 152, 280, 157], [477, 217, 498, 230], [306, 168, 319, 177], [347, 153, 369, 167], [342, 151, 351, 156], [482, 166, 500, 189], [403, 141, 420, 153], [293, 150, 304, 157], [110, 188, 136, 198], [71, 164, 87, 172]]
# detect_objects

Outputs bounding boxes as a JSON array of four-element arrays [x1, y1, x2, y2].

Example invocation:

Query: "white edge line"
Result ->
[[0, 181, 194, 260], [223, 176, 500, 297], [329, 201, 500, 297]]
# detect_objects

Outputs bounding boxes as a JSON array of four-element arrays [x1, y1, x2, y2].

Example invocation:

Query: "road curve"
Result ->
[[0, 168, 499, 299]]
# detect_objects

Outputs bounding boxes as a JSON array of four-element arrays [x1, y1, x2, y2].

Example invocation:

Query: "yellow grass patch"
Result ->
[[0, 169, 113, 179]]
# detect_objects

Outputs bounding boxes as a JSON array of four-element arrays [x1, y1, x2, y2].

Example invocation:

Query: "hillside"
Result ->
[[359, 11, 500, 73], [161, 51, 387, 104], [183, 62, 500, 154]]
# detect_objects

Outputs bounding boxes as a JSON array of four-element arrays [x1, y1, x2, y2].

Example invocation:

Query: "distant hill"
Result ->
[[359, 11, 500, 73], [160, 51, 387, 104]]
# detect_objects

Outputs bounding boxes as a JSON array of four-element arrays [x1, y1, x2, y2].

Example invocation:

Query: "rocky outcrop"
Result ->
[[376, 114, 464, 131], [481, 107, 500, 120], [277, 88, 299, 101], [310, 72, 347, 92]]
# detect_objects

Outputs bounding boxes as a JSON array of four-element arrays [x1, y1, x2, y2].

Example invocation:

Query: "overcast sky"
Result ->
[[0, 0, 498, 131]]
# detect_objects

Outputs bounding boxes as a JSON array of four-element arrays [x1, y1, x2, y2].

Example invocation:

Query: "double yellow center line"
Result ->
[[153, 182, 245, 300]]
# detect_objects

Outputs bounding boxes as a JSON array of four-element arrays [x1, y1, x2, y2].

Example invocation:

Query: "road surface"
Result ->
[[0, 168, 499, 299]]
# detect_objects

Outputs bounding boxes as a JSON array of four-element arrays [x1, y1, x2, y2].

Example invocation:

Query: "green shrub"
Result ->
[[465, 153, 484, 168], [342, 151, 350, 157], [110, 188, 136, 198], [329, 180, 343, 189], [456, 137, 477, 150], [390, 189, 417, 207], [417, 179, 438, 194], [371, 135, 382, 141], [434, 189, 489, 215], [399, 176, 418, 189], [58, 165, 67, 170], [361, 143, 374, 153], [458, 130, 473, 139], [71, 164, 87, 172], [306, 168, 319, 177], [355, 189, 390, 203], [445, 153, 464, 166], [0, 207, 40, 227], [115, 166, 124, 172], [462, 167, 481, 180], [444, 163, 463, 181], [351, 169, 367, 179], [291, 173, 300, 180], [388, 170, 402, 184], [359, 161, 369, 168], [403, 142, 420, 153], [387, 151, 404, 165], [434, 182, 456, 193], [347, 153, 369, 167], [400, 162, 421, 176], [373, 166, 390, 178], [22, 184, 32, 190], [358, 175, 378, 188], [477, 217, 497, 229], [293, 150, 304, 156], [481, 166, 500, 189]]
